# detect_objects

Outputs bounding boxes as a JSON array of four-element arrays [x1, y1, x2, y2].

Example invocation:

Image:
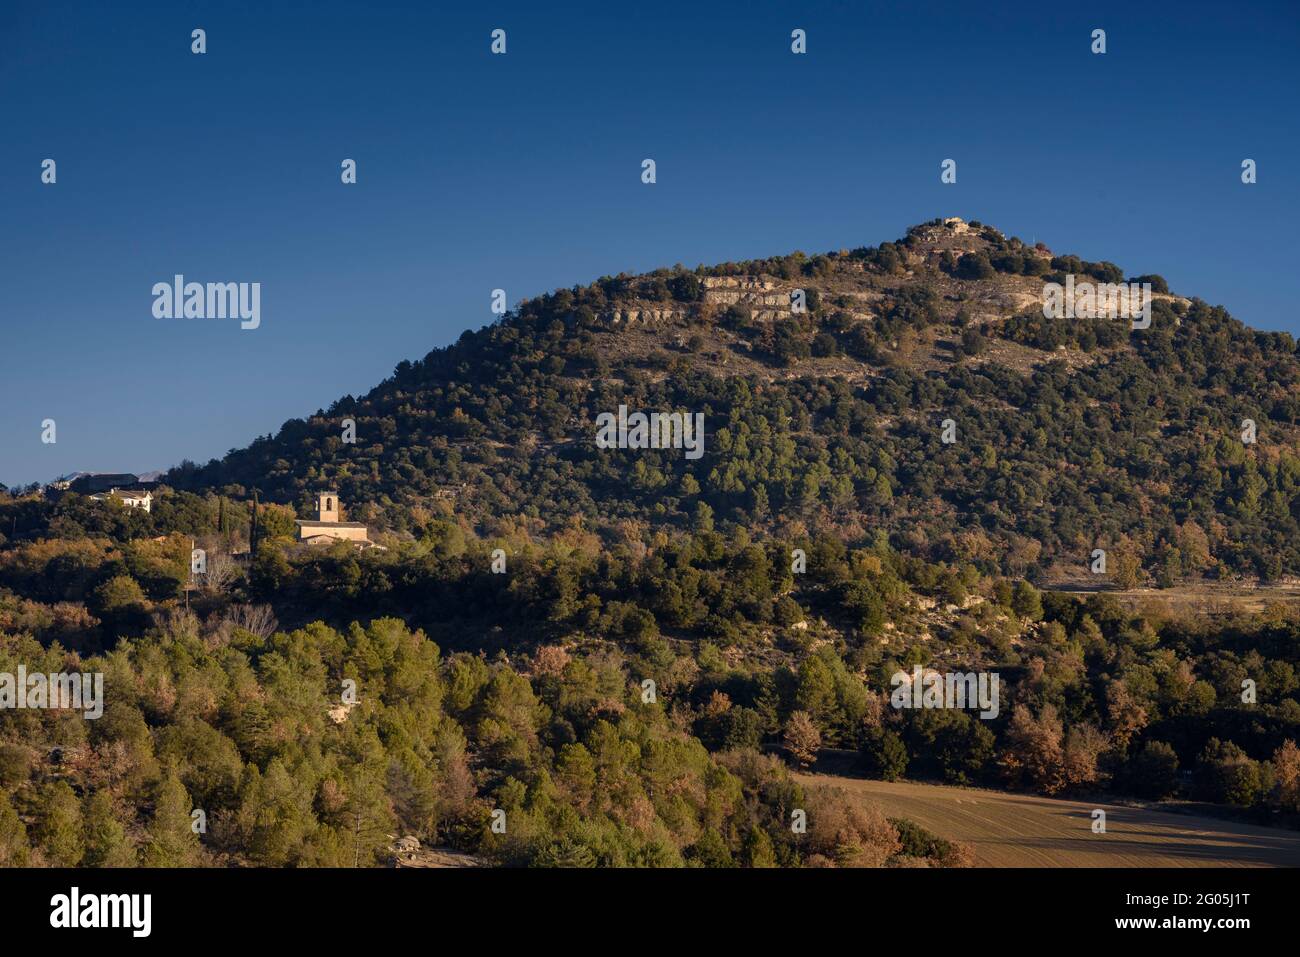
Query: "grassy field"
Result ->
[[797, 773, 1300, 867]]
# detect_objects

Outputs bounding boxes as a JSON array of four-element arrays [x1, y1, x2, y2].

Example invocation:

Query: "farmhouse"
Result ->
[[89, 488, 153, 513], [295, 492, 382, 550]]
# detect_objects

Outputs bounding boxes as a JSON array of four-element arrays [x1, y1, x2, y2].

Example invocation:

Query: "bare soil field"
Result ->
[[797, 774, 1300, 867]]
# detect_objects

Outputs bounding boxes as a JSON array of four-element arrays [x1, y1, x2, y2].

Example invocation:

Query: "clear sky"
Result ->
[[2, 0, 1297, 487]]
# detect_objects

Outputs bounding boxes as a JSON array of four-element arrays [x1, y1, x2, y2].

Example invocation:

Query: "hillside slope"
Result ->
[[169, 219, 1300, 581]]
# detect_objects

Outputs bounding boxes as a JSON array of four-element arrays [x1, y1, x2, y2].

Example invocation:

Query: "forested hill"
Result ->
[[168, 218, 1300, 581]]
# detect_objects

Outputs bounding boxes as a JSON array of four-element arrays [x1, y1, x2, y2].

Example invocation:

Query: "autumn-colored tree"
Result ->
[[784, 711, 822, 768], [804, 787, 901, 867], [1061, 723, 1109, 789], [1104, 680, 1149, 751], [1177, 520, 1213, 572], [1272, 740, 1300, 812], [1112, 551, 1142, 590], [1000, 704, 1065, 794]]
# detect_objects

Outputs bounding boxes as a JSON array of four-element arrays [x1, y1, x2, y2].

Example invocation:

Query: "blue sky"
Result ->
[[2, 0, 1297, 487]]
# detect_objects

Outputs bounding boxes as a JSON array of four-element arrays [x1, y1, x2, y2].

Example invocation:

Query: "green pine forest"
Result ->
[[3, 219, 1300, 867]]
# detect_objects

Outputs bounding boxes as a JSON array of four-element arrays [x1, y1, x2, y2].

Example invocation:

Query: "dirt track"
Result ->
[[797, 774, 1300, 867], [1045, 582, 1300, 617]]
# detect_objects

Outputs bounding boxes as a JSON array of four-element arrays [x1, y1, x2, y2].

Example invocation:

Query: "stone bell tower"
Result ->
[[318, 491, 339, 523]]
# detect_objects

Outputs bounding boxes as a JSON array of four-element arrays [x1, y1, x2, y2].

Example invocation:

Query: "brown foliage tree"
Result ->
[[1000, 704, 1065, 794], [783, 710, 821, 768]]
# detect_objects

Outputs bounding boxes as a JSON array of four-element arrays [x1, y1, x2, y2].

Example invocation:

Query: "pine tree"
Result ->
[[0, 790, 30, 866], [83, 790, 137, 867], [37, 781, 83, 866], [742, 825, 777, 868], [342, 767, 395, 868], [142, 774, 201, 867]]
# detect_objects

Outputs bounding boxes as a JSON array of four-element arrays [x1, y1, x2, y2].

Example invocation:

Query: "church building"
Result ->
[[295, 492, 380, 549]]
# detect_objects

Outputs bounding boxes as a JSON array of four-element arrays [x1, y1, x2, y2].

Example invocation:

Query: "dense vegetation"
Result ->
[[6, 221, 1298, 582], [113, 219, 1300, 582], [3, 219, 1299, 867], [3, 519, 1299, 867], [0, 610, 974, 868]]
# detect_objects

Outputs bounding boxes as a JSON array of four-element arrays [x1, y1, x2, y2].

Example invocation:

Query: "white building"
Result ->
[[295, 492, 383, 550], [89, 488, 153, 513]]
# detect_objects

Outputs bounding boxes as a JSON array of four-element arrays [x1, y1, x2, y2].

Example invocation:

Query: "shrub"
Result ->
[[955, 253, 994, 280], [861, 726, 909, 780], [1124, 741, 1180, 800]]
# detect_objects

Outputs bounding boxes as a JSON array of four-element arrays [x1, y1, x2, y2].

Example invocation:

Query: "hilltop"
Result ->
[[163, 218, 1300, 584]]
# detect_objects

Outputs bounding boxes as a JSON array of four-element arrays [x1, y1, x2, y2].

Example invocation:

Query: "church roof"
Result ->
[[295, 519, 368, 528]]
